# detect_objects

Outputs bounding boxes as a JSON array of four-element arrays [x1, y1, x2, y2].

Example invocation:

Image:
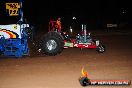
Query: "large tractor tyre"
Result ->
[[41, 31, 64, 56]]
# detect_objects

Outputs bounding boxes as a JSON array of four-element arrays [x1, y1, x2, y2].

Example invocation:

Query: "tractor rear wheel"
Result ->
[[41, 31, 64, 56]]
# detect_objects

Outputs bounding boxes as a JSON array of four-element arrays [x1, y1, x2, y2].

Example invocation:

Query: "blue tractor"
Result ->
[[0, 1, 33, 57], [0, 22, 33, 57]]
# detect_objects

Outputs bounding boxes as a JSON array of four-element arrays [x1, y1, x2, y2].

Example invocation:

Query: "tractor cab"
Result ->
[[48, 18, 62, 33]]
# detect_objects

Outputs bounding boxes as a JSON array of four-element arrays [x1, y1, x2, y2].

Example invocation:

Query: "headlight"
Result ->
[[96, 40, 99, 46]]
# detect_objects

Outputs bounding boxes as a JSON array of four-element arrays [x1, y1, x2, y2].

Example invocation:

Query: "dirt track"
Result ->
[[0, 32, 132, 88]]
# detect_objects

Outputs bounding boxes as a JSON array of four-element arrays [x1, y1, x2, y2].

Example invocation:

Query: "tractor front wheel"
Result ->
[[41, 31, 64, 56], [96, 45, 105, 53]]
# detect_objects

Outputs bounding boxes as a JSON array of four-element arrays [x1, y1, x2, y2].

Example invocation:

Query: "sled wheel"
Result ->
[[96, 45, 105, 53], [41, 31, 64, 56]]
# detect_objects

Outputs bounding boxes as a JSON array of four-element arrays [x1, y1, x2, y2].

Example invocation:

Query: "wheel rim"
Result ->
[[46, 40, 57, 51]]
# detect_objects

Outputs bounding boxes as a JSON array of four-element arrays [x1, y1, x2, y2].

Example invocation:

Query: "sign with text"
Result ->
[[6, 3, 20, 16], [107, 24, 118, 28]]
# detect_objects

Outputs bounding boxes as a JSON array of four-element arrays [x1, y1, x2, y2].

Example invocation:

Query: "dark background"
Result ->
[[0, 0, 132, 32]]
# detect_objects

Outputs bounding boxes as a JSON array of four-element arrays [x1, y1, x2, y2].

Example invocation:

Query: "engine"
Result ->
[[76, 33, 92, 43]]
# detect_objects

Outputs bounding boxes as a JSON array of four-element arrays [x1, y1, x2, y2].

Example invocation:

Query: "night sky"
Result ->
[[0, 0, 132, 29], [23, 1, 131, 18]]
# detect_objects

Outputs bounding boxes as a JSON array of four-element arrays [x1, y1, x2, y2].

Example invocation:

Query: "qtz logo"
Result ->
[[79, 67, 131, 87]]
